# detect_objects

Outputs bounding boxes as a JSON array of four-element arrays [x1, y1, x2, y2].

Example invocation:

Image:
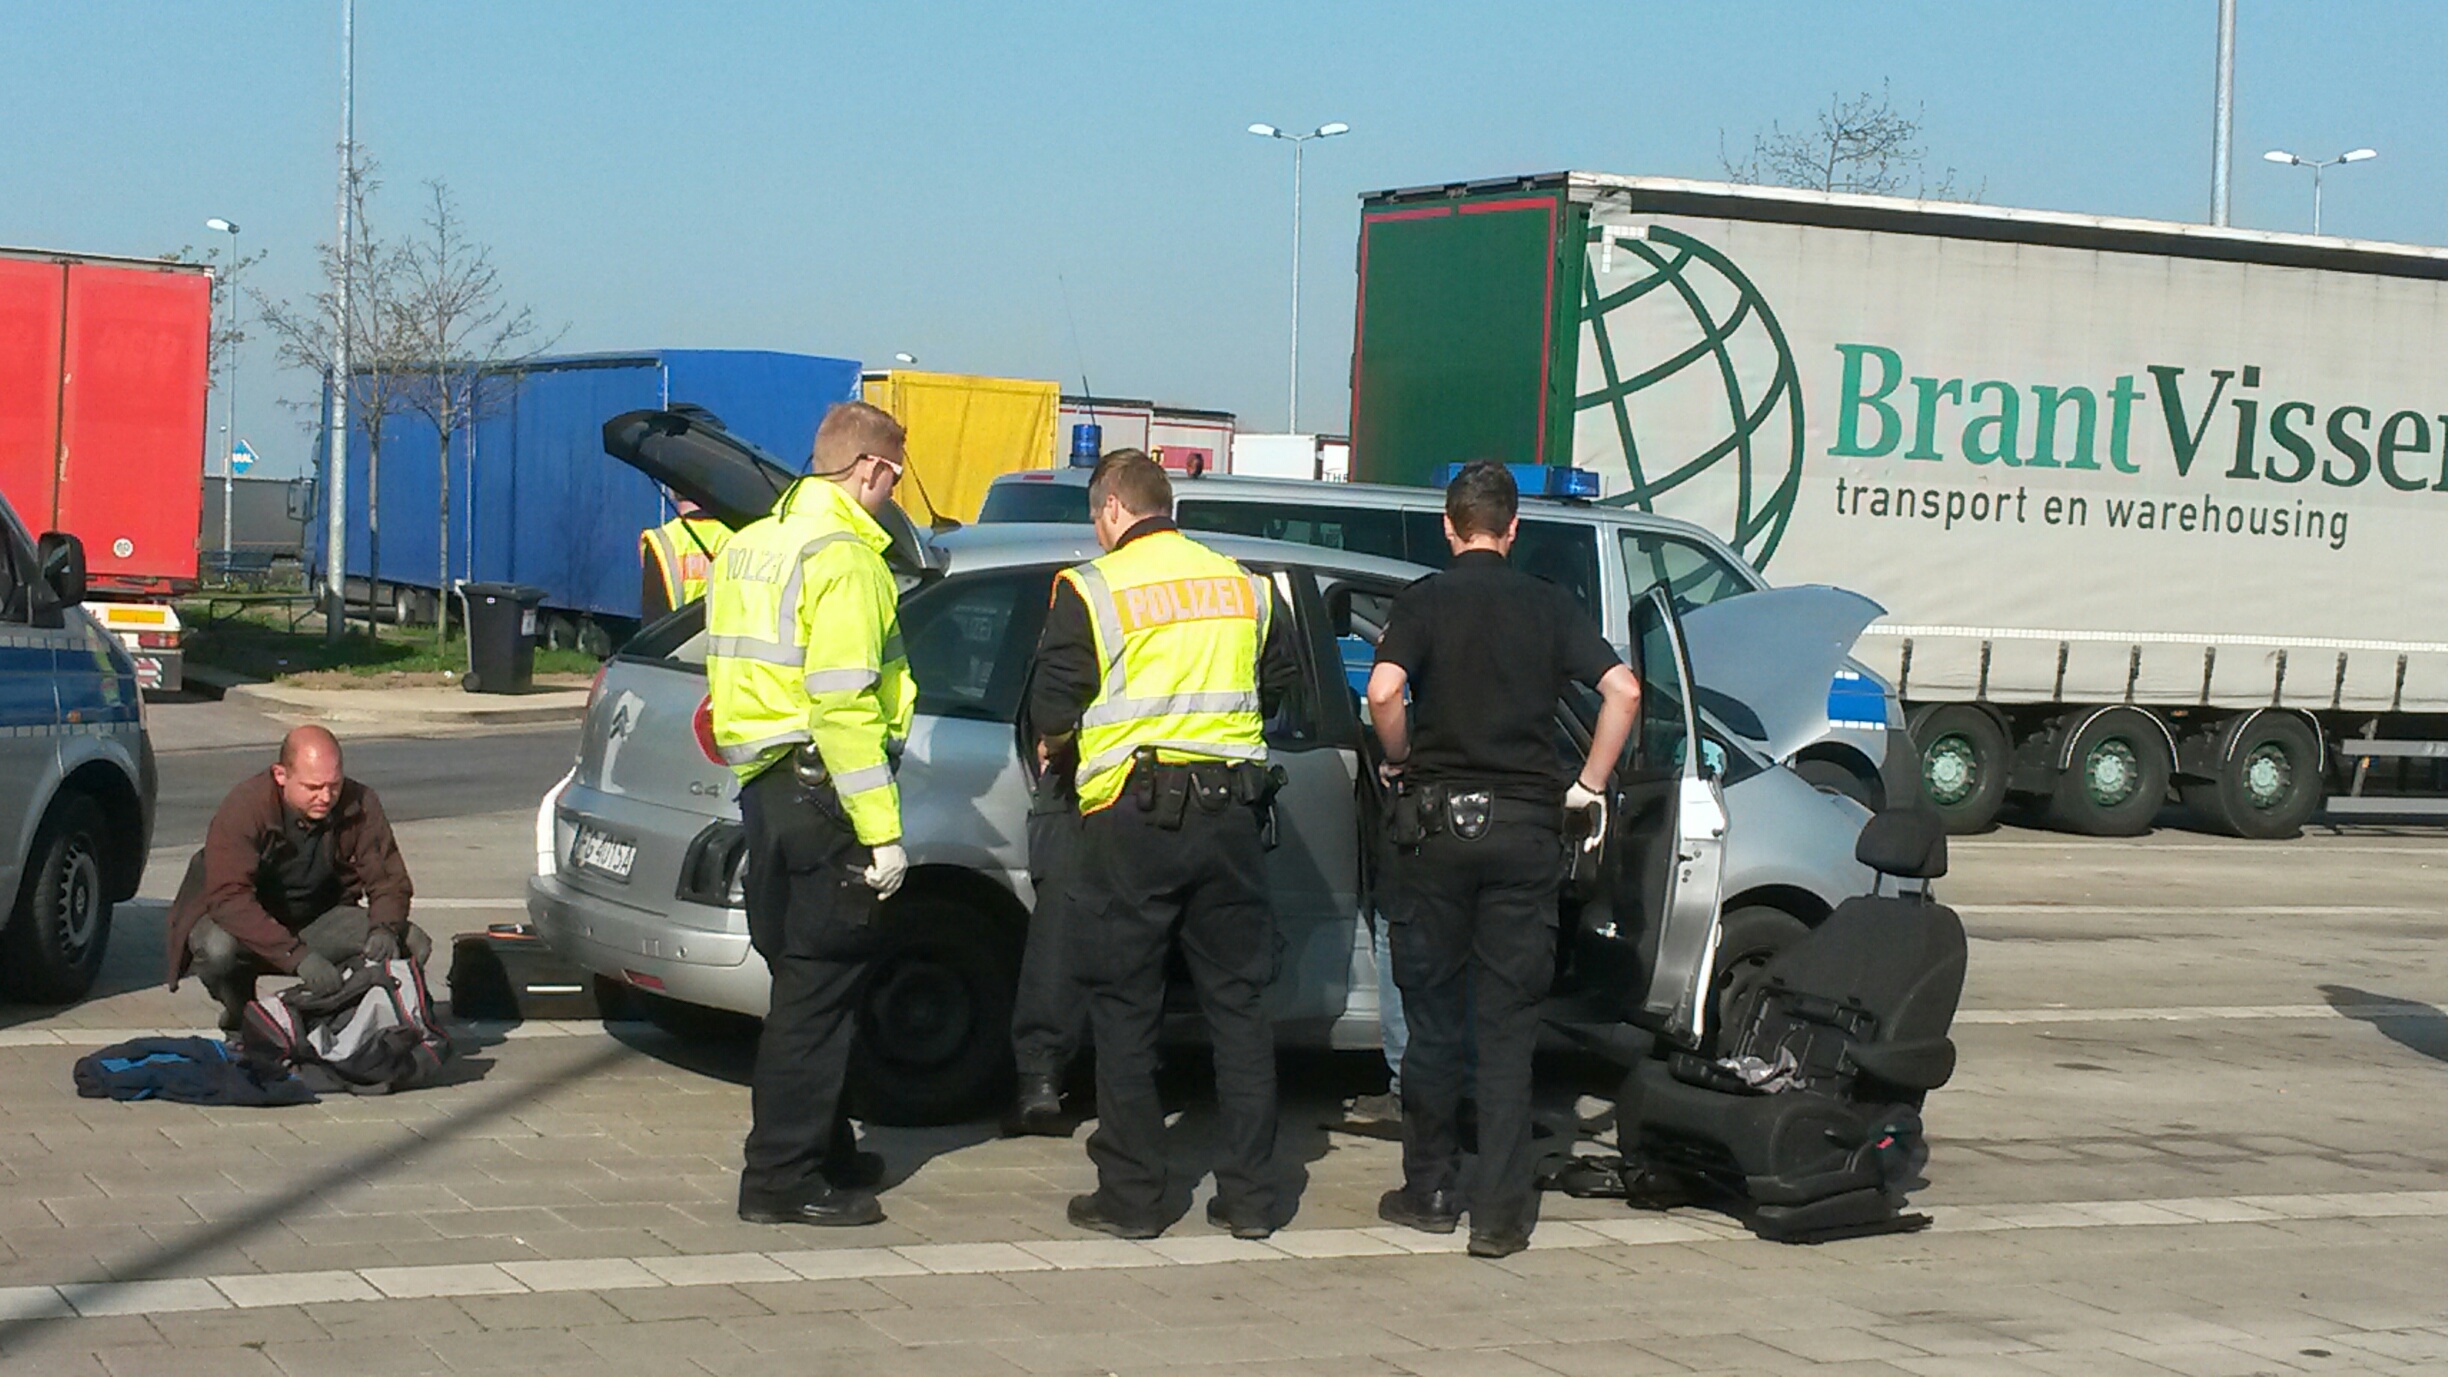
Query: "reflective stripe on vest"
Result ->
[[1064, 533, 1271, 812]]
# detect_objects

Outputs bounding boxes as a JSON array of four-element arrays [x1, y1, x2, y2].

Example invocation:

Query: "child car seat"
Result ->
[[1628, 809, 1966, 1242]]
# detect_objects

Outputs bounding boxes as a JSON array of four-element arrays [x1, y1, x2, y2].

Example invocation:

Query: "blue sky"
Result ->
[[8, 1, 2444, 477]]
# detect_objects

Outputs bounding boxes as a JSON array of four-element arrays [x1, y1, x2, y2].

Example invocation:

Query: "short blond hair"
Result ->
[[811, 401, 907, 477]]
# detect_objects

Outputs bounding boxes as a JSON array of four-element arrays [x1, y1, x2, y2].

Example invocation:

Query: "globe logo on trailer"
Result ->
[[1576, 225, 1805, 572]]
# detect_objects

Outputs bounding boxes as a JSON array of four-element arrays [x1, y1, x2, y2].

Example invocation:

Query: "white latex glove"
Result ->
[[1564, 781, 1608, 854], [862, 843, 908, 898]]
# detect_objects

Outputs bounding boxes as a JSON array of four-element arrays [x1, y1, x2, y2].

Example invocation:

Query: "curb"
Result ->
[[219, 681, 589, 726]]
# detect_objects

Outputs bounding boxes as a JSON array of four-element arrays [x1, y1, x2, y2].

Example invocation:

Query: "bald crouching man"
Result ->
[[166, 726, 427, 1031]]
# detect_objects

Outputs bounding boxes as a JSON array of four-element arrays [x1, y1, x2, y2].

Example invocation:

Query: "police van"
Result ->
[[0, 486, 153, 1003], [980, 463, 1914, 811]]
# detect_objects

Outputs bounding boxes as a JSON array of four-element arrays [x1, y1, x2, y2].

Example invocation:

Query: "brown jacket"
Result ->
[[164, 770, 415, 989]]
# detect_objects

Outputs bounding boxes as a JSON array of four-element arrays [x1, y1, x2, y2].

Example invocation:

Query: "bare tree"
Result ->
[[252, 156, 415, 638], [1721, 83, 1981, 201], [158, 243, 266, 380], [394, 180, 560, 637]]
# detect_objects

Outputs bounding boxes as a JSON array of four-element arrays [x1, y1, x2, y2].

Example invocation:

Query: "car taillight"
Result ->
[[692, 695, 721, 765], [585, 664, 609, 712], [136, 632, 177, 649]]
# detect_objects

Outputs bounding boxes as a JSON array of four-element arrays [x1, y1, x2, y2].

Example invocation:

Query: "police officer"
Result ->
[[705, 401, 915, 1228], [640, 491, 731, 619], [1031, 449, 1302, 1240], [1366, 460, 1640, 1258], [1008, 733, 1086, 1134]]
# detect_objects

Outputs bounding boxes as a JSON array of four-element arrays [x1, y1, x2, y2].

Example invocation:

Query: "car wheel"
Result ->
[[1792, 756, 1882, 810], [1909, 705, 2008, 834], [1, 794, 114, 1004], [850, 893, 1022, 1126], [2044, 709, 2170, 837], [1703, 906, 1808, 1055], [2181, 713, 2323, 840]]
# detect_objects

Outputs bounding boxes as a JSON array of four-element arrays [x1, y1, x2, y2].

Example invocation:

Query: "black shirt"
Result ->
[[262, 806, 341, 927], [1030, 516, 1304, 743], [1374, 548, 1623, 807]]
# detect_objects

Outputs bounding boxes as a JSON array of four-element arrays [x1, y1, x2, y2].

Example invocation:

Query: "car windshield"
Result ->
[[977, 481, 1088, 524], [1620, 529, 1758, 614]]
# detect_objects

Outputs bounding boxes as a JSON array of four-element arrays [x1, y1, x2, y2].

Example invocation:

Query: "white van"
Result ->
[[980, 465, 1914, 811], [0, 487, 153, 1003]]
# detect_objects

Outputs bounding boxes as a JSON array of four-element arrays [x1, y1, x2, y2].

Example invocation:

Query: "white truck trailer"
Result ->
[[1350, 172, 2448, 838]]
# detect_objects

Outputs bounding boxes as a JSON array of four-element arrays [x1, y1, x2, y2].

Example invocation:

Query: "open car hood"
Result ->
[[1680, 586, 1885, 763], [602, 407, 939, 577]]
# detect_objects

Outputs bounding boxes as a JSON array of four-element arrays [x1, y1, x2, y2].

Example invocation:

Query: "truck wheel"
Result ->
[[1909, 705, 2008, 834], [1, 795, 114, 1004], [2045, 709, 2170, 837], [576, 619, 614, 660], [850, 893, 1022, 1126], [2181, 713, 2323, 840]]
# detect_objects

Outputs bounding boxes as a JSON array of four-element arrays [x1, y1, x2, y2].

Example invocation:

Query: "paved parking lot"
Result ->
[[3, 715, 2445, 1376]]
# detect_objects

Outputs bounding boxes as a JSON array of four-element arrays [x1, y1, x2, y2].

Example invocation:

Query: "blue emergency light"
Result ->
[[1069, 423, 1103, 466], [1431, 462, 1602, 500]]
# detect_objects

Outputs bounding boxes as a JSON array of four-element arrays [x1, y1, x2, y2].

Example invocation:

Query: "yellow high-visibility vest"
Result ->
[[641, 514, 733, 608], [1058, 529, 1272, 813], [703, 479, 913, 844]]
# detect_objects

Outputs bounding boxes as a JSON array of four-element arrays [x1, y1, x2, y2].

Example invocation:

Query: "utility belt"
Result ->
[[1123, 747, 1287, 846], [1387, 782, 1557, 846]]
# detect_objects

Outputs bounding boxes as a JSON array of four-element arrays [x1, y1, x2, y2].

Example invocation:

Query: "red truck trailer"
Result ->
[[0, 249, 212, 689]]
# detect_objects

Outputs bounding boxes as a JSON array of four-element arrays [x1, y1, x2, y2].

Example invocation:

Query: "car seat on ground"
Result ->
[[1623, 808, 1966, 1242]]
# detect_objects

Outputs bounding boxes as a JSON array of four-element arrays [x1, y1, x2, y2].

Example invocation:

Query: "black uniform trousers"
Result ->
[[1073, 788, 1279, 1223], [1011, 769, 1089, 1079], [1390, 817, 1561, 1241], [736, 764, 876, 1207]]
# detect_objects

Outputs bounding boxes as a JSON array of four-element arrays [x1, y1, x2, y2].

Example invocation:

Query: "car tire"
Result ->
[[2180, 712, 2323, 840], [576, 619, 614, 660], [2044, 708, 2171, 837], [1792, 756, 1882, 810], [1703, 906, 1809, 1055], [849, 893, 1022, 1127], [1909, 705, 2008, 834], [2, 794, 114, 1004]]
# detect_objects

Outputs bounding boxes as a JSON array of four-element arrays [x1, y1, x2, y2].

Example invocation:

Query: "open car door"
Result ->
[[1612, 586, 1729, 1048]]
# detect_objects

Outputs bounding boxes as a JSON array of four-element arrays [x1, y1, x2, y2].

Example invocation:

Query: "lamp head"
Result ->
[[1317, 122, 1350, 137], [2342, 148, 2378, 163], [205, 217, 239, 233], [2262, 150, 2297, 165], [1247, 123, 1279, 138]]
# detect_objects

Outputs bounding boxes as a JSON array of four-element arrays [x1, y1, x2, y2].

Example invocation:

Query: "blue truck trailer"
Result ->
[[311, 349, 861, 645]]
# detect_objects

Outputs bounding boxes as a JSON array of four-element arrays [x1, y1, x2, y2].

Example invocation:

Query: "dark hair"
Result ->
[[1088, 448, 1172, 519], [1445, 460, 1518, 539]]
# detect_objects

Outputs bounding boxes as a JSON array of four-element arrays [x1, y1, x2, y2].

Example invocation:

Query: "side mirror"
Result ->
[[36, 532, 86, 607]]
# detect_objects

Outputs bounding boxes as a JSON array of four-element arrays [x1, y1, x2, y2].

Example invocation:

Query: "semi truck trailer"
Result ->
[[0, 248, 211, 690], [1350, 172, 2448, 838]]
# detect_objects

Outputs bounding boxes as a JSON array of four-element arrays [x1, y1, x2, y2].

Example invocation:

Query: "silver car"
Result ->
[[981, 466, 1914, 811], [0, 487, 154, 1003], [529, 411, 1885, 1123]]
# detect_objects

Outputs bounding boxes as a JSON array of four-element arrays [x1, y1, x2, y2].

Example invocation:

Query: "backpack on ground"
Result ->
[[242, 957, 455, 1095]]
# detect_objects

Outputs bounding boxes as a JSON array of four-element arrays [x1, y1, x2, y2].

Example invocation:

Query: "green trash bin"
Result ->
[[460, 583, 546, 694]]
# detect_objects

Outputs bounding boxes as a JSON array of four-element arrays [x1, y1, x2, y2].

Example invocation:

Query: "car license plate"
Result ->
[[570, 825, 638, 882]]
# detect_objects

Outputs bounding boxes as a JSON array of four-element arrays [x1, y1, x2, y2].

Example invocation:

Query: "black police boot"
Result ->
[[1206, 1197, 1274, 1241], [1467, 1229, 1530, 1259], [1067, 1192, 1164, 1240], [1015, 1072, 1066, 1135], [739, 1185, 885, 1228], [1377, 1186, 1462, 1235], [823, 1150, 888, 1191]]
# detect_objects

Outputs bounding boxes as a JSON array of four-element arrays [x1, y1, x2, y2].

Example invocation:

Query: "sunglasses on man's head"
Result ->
[[861, 452, 905, 483]]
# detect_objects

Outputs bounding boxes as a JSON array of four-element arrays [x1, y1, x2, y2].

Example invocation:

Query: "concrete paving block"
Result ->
[[2147, 1196, 2285, 1223], [1142, 1235, 1286, 1265], [1360, 1226, 1472, 1254], [769, 1247, 930, 1281], [499, 1256, 666, 1292], [1575, 1216, 1718, 1246], [208, 1269, 381, 1308], [1520, 1220, 1609, 1250], [1009, 1238, 1173, 1270], [1264, 1228, 1408, 1260], [61, 1277, 231, 1316], [636, 1252, 798, 1286], [897, 1242, 1057, 1274], [0, 1284, 70, 1320], [358, 1262, 527, 1299]]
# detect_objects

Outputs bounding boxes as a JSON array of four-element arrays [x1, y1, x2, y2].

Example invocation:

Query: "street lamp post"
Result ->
[[2263, 147, 2377, 236], [1248, 121, 1348, 433], [205, 217, 241, 576]]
